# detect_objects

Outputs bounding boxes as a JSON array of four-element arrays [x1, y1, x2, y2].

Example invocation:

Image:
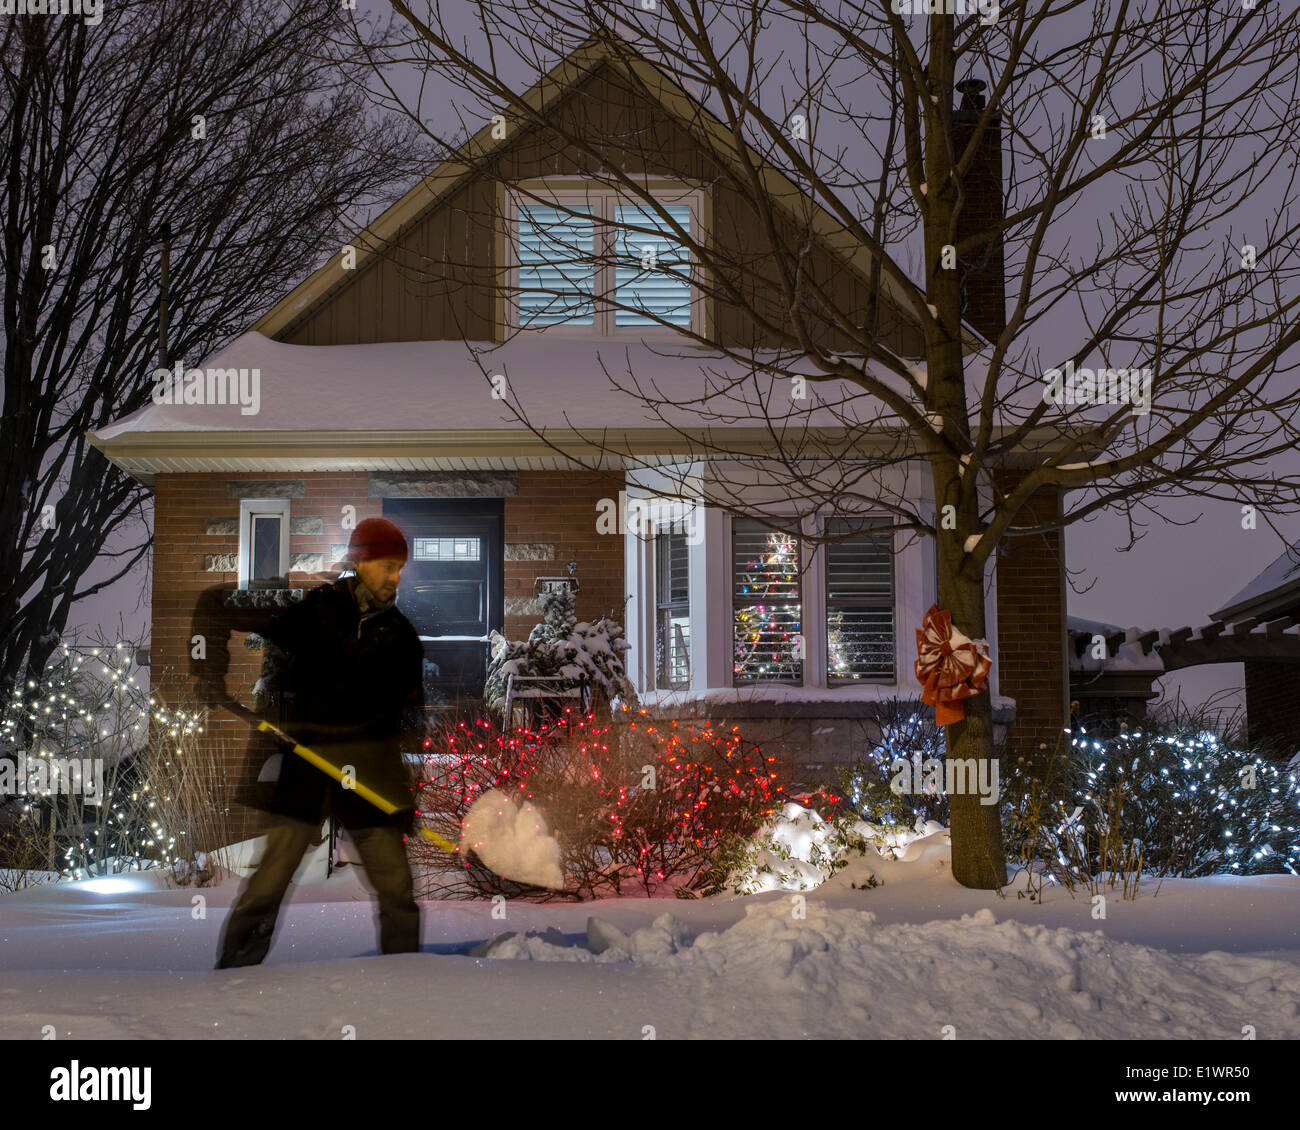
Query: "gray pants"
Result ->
[[216, 814, 420, 968]]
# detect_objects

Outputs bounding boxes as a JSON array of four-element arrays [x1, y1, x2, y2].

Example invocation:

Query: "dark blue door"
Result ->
[[382, 499, 504, 709]]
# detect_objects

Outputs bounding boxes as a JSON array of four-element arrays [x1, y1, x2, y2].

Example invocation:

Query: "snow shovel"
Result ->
[[212, 695, 563, 890]]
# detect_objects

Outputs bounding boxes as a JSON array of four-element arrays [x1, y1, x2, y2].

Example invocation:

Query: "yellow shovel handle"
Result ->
[[256, 720, 459, 854]]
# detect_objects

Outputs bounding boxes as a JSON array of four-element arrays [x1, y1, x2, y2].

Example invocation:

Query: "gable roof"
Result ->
[[250, 28, 982, 355]]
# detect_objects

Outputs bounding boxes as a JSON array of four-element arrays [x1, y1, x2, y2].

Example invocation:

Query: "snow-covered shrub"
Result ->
[[169, 851, 216, 887], [704, 803, 870, 894], [703, 801, 947, 895], [410, 706, 785, 899], [484, 585, 637, 720]]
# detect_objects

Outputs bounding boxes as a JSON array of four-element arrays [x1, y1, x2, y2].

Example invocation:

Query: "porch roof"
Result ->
[[88, 332, 1086, 481]]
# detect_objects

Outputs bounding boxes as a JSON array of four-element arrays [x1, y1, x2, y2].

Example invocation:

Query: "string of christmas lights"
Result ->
[[414, 704, 787, 897]]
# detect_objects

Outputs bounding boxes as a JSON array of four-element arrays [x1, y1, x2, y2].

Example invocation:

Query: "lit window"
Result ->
[[655, 526, 690, 689], [413, 537, 482, 562], [516, 205, 595, 326], [238, 500, 289, 588], [732, 519, 802, 683], [509, 188, 699, 334], [824, 518, 894, 680]]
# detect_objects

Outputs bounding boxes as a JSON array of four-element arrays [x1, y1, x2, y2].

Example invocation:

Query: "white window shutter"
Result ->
[[517, 205, 595, 325], [614, 205, 692, 327]]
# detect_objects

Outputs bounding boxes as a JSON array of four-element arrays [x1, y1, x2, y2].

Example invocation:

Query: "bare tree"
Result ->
[[334, 0, 1300, 887], [0, 0, 431, 698]]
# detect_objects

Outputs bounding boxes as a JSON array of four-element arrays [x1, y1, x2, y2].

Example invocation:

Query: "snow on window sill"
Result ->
[[637, 685, 1017, 715]]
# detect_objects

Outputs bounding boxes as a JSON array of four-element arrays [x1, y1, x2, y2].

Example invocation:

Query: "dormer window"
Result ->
[[506, 185, 701, 335]]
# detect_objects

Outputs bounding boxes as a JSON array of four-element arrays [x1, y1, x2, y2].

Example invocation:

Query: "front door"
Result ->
[[383, 498, 504, 710]]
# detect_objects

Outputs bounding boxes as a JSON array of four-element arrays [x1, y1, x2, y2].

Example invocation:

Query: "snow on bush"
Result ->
[[169, 851, 215, 887], [484, 584, 637, 718], [706, 800, 946, 894]]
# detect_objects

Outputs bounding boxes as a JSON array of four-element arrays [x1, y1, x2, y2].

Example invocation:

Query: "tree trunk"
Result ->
[[936, 515, 1007, 889]]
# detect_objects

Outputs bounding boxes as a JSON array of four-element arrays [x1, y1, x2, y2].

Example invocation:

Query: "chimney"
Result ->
[[950, 79, 1006, 343]]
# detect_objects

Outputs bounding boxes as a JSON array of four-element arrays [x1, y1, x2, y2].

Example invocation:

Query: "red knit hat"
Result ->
[[346, 517, 408, 564]]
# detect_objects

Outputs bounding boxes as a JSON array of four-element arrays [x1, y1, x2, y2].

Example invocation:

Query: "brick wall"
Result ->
[[1245, 661, 1300, 758], [150, 472, 383, 848], [951, 87, 1006, 348], [995, 473, 1068, 766], [503, 470, 628, 636], [150, 467, 624, 848]]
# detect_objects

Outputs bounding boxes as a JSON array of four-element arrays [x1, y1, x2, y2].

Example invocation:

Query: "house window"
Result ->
[[655, 526, 690, 689], [613, 204, 693, 327], [732, 519, 802, 683], [824, 518, 894, 680], [238, 499, 290, 588], [509, 187, 700, 334], [516, 204, 595, 326]]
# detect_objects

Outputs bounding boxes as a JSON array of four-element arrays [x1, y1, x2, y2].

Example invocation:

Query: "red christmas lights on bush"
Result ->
[[410, 705, 788, 899]]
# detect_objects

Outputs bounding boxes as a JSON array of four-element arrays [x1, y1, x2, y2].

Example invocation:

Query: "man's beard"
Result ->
[[352, 574, 397, 612]]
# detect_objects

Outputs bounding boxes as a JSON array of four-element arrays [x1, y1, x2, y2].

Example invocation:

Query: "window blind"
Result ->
[[517, 205, 595, 326], [614, 205, 692, 327], [656, 529, 690, 689], [825, 519, 894, 679]]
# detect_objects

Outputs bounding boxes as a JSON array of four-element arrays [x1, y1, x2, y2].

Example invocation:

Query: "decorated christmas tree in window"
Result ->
[[732, 525, 802, 681]]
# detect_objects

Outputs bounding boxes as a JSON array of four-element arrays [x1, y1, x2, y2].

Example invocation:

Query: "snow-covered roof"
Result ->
[[1213, 544, 1300, 623], [93, 332, 917, 439], [88, 332, 1098, 479]]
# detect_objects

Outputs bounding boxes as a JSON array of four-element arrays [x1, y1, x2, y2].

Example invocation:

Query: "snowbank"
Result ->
[[459, 899, 1300, 1039], [1, 839, 1297, 1038]]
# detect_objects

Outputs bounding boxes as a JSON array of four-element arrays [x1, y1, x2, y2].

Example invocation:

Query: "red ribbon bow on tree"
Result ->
[[914, 604, 992, 725]]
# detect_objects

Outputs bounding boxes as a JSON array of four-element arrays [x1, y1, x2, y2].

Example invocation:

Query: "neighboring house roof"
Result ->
[[1212, 545, 1300, 624], [247, 28, 983, 356], [1067, 607, 1300, 679], [1067, 615, 1165, 675]]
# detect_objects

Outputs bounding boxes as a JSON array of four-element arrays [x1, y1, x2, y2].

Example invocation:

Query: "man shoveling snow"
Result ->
[[200, 518, 427, 968], [194, 518, 566, 969]]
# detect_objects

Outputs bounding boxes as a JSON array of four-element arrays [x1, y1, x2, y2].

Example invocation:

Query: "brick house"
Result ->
[[88, 35, 1069, 845]]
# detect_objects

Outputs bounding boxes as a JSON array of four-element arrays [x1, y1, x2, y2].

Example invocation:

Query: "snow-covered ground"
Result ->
[[2, 831, 1297, 1040]]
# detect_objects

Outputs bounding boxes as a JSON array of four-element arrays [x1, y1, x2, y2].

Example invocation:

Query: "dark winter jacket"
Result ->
[[257, 576, 425, 830], [190, 577, 425, 831]]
